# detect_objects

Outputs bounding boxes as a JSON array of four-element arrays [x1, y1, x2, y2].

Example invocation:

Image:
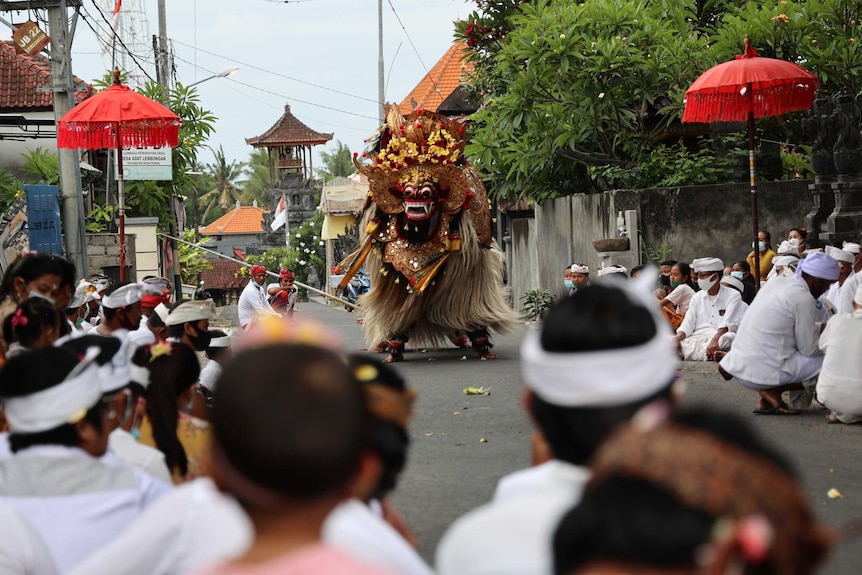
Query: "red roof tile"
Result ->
[[0, 40, 93, 112], [200, 258, 249, 290], [201, 205, 266, 235], [246, 104, 333, 147], [398, 42, 474, 115]]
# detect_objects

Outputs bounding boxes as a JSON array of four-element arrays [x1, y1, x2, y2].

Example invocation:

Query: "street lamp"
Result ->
[[188, 66, 239, 87]]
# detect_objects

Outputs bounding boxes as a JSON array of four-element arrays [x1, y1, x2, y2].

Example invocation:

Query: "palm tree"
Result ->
[[239, 148, 272, 206], [316, 140, 354, 182], [198, 145, 246, 223]]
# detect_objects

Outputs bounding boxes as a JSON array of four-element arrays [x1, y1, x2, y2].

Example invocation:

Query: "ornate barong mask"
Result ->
[[343, 107, 492, 293]]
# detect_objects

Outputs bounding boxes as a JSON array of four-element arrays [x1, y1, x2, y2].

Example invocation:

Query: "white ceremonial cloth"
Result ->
[[107, 428, 172, 483], [323, 498, 433, 575], [436, 460, 590, 575], [0, 500, 58, 575], [128, 314, 156, 348], [817, 312, 862, 423], [665, 284, 695, 315], [199, 360, 223, 393], [69, 478, 252, 575], [0, 445, 171, 573], [837, 271, 862, 314], [720, 276, 823, 387], [677, 285, 741, 337], [237, 281, 276, 328]]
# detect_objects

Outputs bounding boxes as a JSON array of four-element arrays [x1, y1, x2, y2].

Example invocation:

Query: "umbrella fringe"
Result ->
[[682, 86, 816, 124], [58, 122, 181, 150]]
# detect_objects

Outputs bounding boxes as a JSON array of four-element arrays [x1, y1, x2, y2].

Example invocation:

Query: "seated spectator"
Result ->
[[199, 343, 388, 574], [843, 241, 862, 274], [656, 260, 677, 299], [629, 265, 646, 279], [788, 227, 808, 254], [720, 252, 840, 415], [323, 356, 432, 574], [823, 246, 854, 308], [771, 255, 800, 280], [730, 260, 756, 304], [837, 242, 862, 314], [747, 230, 777, 281], [436, 272, 680, 575], [552, 407, 832, 575], [563, 266, 575, 296], [0, 501, 59, 574], [0, 343, 171, 572], [817, 284, 862, 424], [673, 258, 741, 362], [570, 264, 589, 294], [657, 262, 695, 330]]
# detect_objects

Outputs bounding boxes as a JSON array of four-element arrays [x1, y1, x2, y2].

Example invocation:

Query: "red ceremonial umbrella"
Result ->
[[682, 37, 817, 288], [57, 70, 181, 282]]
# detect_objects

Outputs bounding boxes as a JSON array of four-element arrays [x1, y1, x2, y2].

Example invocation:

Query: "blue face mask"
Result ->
[[564, 280, 575, 289], [751, 241, 766, 251], [730, 271, 745, 281], [28, 291, 55, 305]]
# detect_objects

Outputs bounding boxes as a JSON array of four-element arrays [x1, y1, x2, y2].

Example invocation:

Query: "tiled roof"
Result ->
[[398, 42, 474, 115], [200, 258, 249, 290], [246, 104, 333, 147], [0, 41, 93, 112], [200, 205, 266, 235]]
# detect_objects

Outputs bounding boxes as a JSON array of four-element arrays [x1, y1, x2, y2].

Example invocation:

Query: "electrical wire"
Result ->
[[386, 0, 439, 96], [170, 39, 378, 104], [79, 1, 156, 82]]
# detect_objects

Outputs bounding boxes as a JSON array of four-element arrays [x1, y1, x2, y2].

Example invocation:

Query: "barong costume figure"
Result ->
[[340, 107, 518, 362]]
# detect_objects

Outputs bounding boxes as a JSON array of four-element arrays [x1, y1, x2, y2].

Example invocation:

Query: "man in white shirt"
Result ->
[[238, 264, 279, 330], [823, 245, 854, 308], [673, 257, 741, 362], [0, 341, 171, 572], [436, 270, 680, 575], [836, 242, 862, 314], [719, 251, 840, 415]]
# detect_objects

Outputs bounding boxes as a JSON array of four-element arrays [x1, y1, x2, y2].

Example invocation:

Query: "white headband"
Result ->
[[843, 242, 861, 255], [153, 303, 170, 323], [209, 331, 232, 348], [596, 265, 627, 278], [521, 268, 678, 407], [101, 284, 143, 309], [691, 257, 724, 273], [825, 245, 855, 265], [165, 300, 216, 326], [571, 264, 589, 274], [4, 348, 102, 433]]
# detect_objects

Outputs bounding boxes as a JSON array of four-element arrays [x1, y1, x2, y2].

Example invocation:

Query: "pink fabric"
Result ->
[[197, 544, 392, 575]]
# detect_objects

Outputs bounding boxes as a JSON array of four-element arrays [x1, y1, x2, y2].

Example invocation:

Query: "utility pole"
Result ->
[[378, 0, 384, 125], [154, 0, 182, 299], [46, 1, 88, 277]]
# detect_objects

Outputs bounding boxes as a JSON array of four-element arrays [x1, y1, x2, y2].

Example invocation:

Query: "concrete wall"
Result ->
[[86, 234, 136, 282], [200, 233, 262, 256], [508, 180, 814, 303], [124, 217, 159, 281]]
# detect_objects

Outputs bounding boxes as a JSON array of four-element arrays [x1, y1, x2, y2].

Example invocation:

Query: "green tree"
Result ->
[[177, 228, 213, 284], [0, 168, 24, 212], [316, 140, 354, 181], [239, 148, 272, 207], [20, 148, 60, 186], [198, 145, 246, 223]]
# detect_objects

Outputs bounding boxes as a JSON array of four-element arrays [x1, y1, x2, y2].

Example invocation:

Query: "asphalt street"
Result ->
[[220, 298, 862, 573]]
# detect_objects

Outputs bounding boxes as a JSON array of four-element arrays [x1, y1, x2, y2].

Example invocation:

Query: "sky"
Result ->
[[65, 0, 469, 172]]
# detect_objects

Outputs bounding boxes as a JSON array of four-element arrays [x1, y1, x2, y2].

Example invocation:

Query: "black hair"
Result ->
[[760, 230, 772, 243], [659, 260, 678, 267], [204, 330, 230, 361], [630, 265, 646, 277], [2, 298, 61, 348], [134, 342, 200, 477], [148, 310, 166, 329], [0, 346, 107, 452], [790, 227, 808, 240], [533, 285, 671, 465], [0, 253, 69, 302], [674, 262, 695, 289], [552, 407, 794, 575], [348, 354, 410, 499], [213, 344, 368, 502], [734, 260, 751, 274]]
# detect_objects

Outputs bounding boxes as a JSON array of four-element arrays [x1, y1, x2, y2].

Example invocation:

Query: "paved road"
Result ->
[[220, 299, 862, 573]]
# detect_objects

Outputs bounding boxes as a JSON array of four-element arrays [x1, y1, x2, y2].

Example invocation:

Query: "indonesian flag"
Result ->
[[111, 1, 122, 37], [271, 196, 287, 231]]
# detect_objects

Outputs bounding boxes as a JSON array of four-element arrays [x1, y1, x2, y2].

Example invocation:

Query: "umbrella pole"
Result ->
[[117, 130, 126, 282], [748, 110, 761, 290]]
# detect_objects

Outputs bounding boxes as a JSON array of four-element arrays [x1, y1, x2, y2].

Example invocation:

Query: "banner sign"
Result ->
[[115, 147, 173, 181]]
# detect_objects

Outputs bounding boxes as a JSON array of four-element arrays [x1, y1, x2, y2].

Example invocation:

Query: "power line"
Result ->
[[80, 1, 156, 83], [386, 0, 438, 96], [170, 38, 378, 104]]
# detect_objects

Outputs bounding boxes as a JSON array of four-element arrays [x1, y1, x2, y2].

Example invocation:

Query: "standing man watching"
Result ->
[[238, 265, 278, 330]]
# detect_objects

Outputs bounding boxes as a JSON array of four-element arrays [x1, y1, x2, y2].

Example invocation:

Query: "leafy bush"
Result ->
[[521, 289, 554, 321]]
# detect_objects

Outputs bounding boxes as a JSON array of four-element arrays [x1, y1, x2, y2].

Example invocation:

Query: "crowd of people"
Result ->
[[0, 245, 848, 574]]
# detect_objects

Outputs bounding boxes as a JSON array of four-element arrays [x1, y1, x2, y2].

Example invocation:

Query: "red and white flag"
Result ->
[[271, 196, 287, 231], [111, 0, 122, 31]]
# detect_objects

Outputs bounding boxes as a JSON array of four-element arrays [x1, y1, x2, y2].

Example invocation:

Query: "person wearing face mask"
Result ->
[[835, 241, 862, 314], [563, 266, 575, 296], [730, 261, 757, 304], [570, 264, 590, 294], [657, 262, 695, 330], [719, 252, 840, 415], [94, 282, 144, 338], [135, 340, 209, 484], [165, 299, 217, 352], [746, 230, 777, 281], [672, 258, 741, 362]]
